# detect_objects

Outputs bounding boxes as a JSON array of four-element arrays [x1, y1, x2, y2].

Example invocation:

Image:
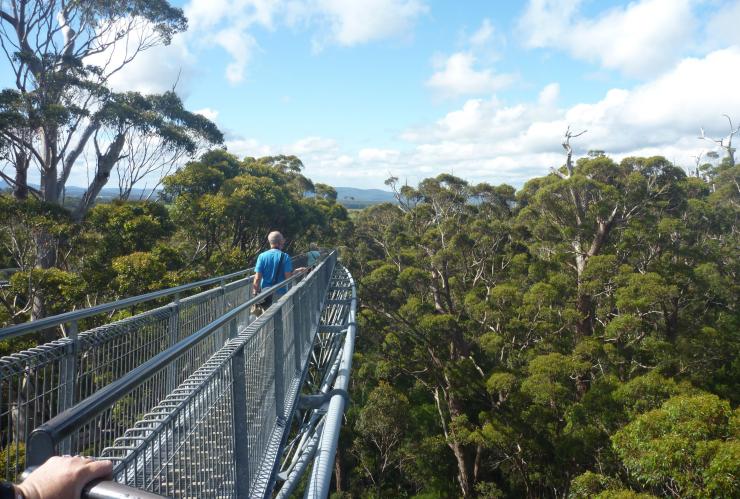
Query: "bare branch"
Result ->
[[560, 125, 587, 177]]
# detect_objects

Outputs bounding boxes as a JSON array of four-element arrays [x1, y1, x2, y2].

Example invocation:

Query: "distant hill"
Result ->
[[0, 180, 154, 200], [2, 180, 394, 207], [335, 187, 396, 207]]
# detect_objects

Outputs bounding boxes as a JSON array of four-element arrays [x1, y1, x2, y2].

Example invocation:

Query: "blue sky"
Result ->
[[170, 1, 634, 149], [7, 0, 740, 190]]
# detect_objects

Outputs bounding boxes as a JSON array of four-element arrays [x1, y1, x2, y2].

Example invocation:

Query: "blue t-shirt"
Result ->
[[255, 249, 293, 291], [307, 250, 320, 267]]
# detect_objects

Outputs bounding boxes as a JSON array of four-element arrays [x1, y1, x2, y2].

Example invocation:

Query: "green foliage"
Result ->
[[612, 393, 738, 498], [570, 471, 622, 498], [0, 442, 25, 482], [111, 252, 167, 296], [343, 156, 738, 497], [9, 268, 86, 317], [161, 150, 349, 273]]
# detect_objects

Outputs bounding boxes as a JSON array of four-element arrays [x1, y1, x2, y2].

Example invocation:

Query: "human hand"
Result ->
[[19, 456, 113, 499]]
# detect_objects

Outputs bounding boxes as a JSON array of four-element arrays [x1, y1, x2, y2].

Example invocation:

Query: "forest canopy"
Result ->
[[0, 144, 738, 497], [339, 151, 738, 498]]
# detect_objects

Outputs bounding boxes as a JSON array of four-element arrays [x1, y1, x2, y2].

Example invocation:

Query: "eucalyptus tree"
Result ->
[[163, 151, 349, 273], [518, 152, 686, 336], [0, 2, 226, 319], [355, 174, 519, 497], [346, 150, 737, 497], [0, 0, 187, 204], [72, 90, 222, 220]]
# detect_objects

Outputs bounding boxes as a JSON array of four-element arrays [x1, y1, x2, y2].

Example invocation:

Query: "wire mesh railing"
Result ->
[[0, 255, 313, 481], [24, 251, 340, 498], [275, 264, 356, 499]]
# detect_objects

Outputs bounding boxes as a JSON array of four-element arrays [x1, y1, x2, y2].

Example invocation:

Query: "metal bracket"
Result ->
[[298, 389, 350, 410]]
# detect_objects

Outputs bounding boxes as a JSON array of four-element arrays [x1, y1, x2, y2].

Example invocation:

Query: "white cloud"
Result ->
[[399, 47, 740, 187], [183, 0, 276, 84], [469, 18, 494, 46], [195, 108, 220, 121], [519, 0, 583, 48], [291, 136, 339, 154], [214, 28, 258, 84], [85, 24, 196, 95], [519, 0, 697, 78], [225, 137, 274, 158], [426, 52, 515, 97], [301, 0, 429, 48], [426, 16, 510, 98], [706, 0, 740, 47], [186, 0, 281, 32], [185, 0, 233, 31], [358, 148, 401, 162], [538, 82, 560, 107]]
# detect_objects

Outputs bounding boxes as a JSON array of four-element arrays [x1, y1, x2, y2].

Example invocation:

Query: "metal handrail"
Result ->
[[302, 267, 357, 498], [83, 481, 167, 499], [9, 250, 350, 498], [21, 466, 167, 498], [25, 269, 310, 467], [274, 264, 356, 499], [0, 250, 314, 340], [0, 268, 253, 340]]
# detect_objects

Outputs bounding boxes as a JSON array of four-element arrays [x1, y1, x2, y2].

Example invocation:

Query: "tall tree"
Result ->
[[519, 149, 686, 336], [72, 90, 222, 220], [0, 0, 186, 205]]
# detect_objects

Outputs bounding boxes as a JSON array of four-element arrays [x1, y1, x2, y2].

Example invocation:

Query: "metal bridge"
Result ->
[[0, 251, 356, 498]]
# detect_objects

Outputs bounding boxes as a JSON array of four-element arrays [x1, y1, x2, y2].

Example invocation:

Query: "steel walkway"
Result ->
[[0, 251, 356, 498]]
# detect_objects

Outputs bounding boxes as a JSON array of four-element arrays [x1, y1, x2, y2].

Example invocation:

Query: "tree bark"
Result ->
[[39, 127, 60, 204], [334, 446, 344, 494], [74, 132, 126, 220], [446, 387, 475, 497], [13, 150, 28, 200], [450, 439, 473, 497], [575, 290, 594, 337], [57, 120, 99, 199]]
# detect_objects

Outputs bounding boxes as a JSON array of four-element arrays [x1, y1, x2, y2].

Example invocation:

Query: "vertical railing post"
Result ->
[[166, 299, 179, 393], [170, 293, 181, 344], [229, 316, 238, 339], [273, 310, 285, 421], [58, 319, 78, 454], [219, 278, 226, 315], [246, 280, 255, 326], [231, 324, 249, 497], [292, 288, 303, 374], [314, 272, 321, 326]]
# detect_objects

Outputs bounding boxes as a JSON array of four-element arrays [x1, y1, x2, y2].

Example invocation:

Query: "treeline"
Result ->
[[338, 153, 739, 498], [0, 150, 350, 342]]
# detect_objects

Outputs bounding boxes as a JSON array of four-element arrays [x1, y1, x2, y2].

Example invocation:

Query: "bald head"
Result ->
[[268, 231, 284, 247]]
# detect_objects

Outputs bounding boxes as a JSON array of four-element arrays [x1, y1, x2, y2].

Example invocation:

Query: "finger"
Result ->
[[83, 460, 114, 481]]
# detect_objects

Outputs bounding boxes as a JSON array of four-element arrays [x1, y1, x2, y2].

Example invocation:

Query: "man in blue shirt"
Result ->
[[253, 231, 298, 311]]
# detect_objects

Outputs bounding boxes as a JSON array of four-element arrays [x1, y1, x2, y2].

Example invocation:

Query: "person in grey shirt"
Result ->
[[307, 242, 321, 269]]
